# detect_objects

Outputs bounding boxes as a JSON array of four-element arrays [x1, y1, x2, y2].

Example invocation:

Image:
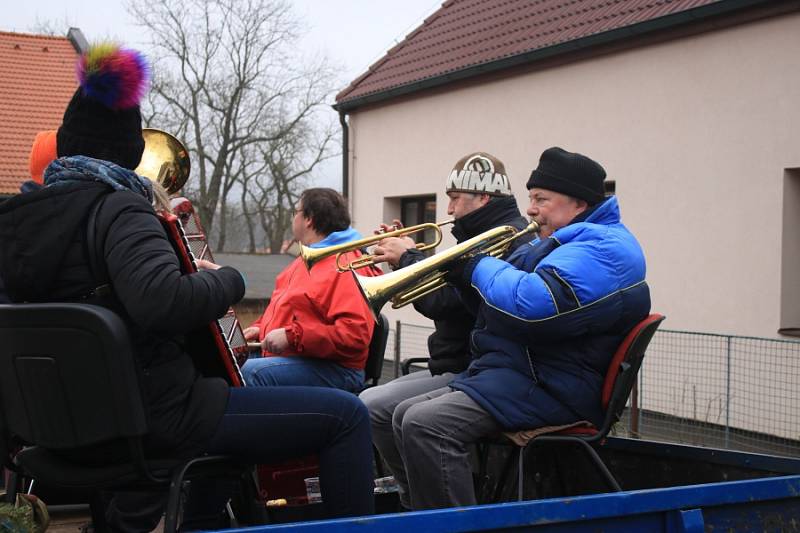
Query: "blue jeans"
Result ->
[[107, 386, 375, 530], [207, 386, 374, 517], [242, 356, 365, 393]]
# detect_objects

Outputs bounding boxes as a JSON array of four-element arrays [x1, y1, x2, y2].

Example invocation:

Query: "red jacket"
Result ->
[[250, 250, 381, 370]]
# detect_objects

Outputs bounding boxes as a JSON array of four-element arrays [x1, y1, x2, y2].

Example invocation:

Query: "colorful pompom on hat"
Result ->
[[57, 43, 150, 170]]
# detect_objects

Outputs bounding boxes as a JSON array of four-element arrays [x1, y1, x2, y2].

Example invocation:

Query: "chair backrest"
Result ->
[[0, 303, 148, 450], [598, 313, 665, 435], [363, 313, 390, 388]]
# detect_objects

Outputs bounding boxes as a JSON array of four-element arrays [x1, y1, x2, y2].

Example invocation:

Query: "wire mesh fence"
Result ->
[[385, 322, 800, 458]]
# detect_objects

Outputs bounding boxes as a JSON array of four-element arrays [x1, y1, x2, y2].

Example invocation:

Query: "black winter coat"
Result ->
[[0, 181, 245, 457], [0, 274, 9, 303], [397, 196, 531, 375]]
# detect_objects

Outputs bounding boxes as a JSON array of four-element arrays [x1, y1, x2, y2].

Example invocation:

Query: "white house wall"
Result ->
[[346, 11, 800, 341]]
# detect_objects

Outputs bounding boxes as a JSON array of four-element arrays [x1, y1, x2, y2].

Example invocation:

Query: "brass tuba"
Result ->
[[134, 128, 191, 194], [354, 221, 539, 319]]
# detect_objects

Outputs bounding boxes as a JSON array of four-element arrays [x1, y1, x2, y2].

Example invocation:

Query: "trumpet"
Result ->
[[354, 221, 539, 319], [299, 219, 455, 271]]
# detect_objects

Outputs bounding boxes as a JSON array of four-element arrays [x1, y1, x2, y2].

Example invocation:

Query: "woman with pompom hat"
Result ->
[[0, 43, 375, 530]]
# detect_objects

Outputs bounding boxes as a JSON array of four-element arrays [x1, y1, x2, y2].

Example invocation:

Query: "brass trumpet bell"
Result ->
[[135, 128, 191, 194]]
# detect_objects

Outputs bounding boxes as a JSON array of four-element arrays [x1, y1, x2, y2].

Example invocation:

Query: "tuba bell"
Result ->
[[134, 128, 191, 194]]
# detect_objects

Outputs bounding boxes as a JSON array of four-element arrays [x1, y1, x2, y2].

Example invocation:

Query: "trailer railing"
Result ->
[[384, 323, 800, 457]]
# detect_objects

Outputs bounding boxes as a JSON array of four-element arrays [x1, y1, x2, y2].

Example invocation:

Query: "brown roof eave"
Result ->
[[334, 0, 791, 113]]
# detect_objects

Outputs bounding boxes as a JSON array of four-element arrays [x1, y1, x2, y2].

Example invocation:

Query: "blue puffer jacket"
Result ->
[[450, 196, 650, 430]]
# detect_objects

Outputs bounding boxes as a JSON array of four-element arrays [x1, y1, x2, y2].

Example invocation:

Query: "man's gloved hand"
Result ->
[[444, 253, 487, 288]]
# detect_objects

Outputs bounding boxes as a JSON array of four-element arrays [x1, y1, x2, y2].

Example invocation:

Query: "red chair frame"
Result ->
[[479, 313, 666, 502]]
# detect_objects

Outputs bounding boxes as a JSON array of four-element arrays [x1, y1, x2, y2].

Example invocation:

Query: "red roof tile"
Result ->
[[336, 0, 776, 108], [0, 31, 79, 195]]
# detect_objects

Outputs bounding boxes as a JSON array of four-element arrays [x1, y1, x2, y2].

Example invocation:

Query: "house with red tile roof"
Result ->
[[335, 0, 800, 443], [335, 0, 800, 340], [0, 29, 85, 197]]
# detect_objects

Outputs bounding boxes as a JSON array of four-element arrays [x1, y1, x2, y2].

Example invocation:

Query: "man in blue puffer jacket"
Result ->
[[391, 147, 651, 510]]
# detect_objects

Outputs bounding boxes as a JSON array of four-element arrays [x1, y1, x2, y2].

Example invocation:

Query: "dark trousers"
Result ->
[[107, 386, 375, 531]]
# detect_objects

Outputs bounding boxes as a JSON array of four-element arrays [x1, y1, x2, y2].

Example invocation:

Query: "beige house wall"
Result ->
[[346, 11, 800, 342]]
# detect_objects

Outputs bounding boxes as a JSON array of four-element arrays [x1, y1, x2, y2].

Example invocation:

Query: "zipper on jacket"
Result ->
[[526, 347, 538, 384]]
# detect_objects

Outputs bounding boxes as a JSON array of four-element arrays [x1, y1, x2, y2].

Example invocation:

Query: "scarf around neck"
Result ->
[[452, 195, 524, 242], [44, 155, 154, 204]]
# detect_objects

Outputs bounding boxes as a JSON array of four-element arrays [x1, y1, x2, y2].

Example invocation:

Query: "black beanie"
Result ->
[[57, 91, 145, 170], [56, 43, 149, 170], [526, 147, 606, 205]]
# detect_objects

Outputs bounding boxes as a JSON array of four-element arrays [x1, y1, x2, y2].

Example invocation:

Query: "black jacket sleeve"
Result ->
[[97, 191, 245, 334], [399, 248, 477, 321]]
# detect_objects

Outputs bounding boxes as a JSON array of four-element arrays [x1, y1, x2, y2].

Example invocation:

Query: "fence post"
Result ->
[[630, 380, 640, 437], [725, 335, 731, 449], [394, 320, 402, 378]]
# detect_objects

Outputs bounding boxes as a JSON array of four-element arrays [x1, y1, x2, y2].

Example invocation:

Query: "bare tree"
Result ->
[[28, 18, 73, 37], [129, 0, 339, 249], [207, 118, 336, 253], [240, 120, 336, 252]]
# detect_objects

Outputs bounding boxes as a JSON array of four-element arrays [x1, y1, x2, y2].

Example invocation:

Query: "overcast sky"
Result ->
[[3, 0, 444, 188]]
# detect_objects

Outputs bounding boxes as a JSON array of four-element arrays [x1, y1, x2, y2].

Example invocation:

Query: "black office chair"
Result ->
[[360, 313, 390, 478], [363, 313, 390, 389], [400, 356, 428, 376], [1, 391, 13, 495], [0, 303, 258, 532]]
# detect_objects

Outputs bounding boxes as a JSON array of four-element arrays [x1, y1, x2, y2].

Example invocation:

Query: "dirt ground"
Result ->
[[46, 506, 90, 533], [47, 506, 166, 532]]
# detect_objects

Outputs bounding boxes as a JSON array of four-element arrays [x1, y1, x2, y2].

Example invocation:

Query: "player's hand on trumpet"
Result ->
[[373, 219, 404, 235], [369, 219, 414, 268], [372, 236, 417, 268]]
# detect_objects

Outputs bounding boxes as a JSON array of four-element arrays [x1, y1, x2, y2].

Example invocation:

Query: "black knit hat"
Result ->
[[526, 147, 606, 205], [57, 93, 145, 170], [57, 43, 149, 170]]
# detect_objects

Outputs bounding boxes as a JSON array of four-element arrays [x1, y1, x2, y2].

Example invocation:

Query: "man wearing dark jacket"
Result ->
[[359, 152, 531, 510], [389, 147, 651, 510]]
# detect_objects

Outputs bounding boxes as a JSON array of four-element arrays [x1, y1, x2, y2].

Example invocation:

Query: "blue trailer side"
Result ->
[[228, 475, 800, 532], [229, 438, 800, 532]]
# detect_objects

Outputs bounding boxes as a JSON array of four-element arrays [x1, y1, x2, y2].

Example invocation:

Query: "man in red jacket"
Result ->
[[241, 187, 380, 393]]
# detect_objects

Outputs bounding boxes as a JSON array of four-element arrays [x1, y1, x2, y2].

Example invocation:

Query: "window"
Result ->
[[401, 195, 437, 254], [604, 180, 616, 198], [780, 168, 800, 337]]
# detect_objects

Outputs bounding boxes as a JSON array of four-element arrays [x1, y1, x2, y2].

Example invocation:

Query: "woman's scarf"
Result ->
[[44, 155, 153, 203]]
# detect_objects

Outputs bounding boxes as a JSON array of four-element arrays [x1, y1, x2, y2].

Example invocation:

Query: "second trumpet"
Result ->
[[300, 219, 454, 271]]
